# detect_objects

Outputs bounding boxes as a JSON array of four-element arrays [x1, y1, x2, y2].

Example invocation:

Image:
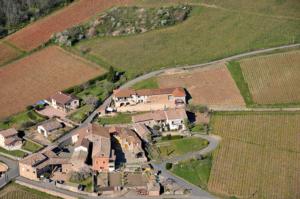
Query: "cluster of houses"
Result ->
[[15, 86, 189, 197]]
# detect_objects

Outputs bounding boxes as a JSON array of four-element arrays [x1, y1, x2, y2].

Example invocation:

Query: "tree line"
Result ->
[[0, 0, 73, 38]]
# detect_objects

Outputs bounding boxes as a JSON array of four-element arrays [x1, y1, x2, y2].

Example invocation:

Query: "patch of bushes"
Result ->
[[166, 162, 173, 170], [69, 169, 92, 183], [52, 5, 192, 46]]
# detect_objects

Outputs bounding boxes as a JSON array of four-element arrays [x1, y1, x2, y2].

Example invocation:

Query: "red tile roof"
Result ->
[[0, 128, 18, 138], [49, 92, 77, 105], [113, 87, 185, 98]]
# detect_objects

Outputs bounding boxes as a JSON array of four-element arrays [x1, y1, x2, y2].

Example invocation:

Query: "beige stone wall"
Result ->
[[19, 163, 39, 181]]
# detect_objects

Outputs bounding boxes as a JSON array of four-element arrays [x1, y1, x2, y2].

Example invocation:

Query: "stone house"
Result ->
[[19, 147, 70, 181], [0, 128, 22, 150], [132, 108, 188, 131], [72, 124, 115, 172], [112, 87, 186, 111], [37, 120, 63, 138], [109, 127, 147, 163], [45, 92, 79, 112]]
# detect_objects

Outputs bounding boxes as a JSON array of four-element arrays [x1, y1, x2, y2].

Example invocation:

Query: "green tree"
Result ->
[[107, 66, 116, 82]]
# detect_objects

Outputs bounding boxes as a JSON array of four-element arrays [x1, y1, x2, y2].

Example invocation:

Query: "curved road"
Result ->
[[151, 134, 221, 198]]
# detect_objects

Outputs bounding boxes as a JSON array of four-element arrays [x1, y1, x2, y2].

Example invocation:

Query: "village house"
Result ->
[[109, 127, 146, 162], [19, 146, 71, 181], [0, 128, 22, 150], [37, 120, 63, 138], [72, 124, 115, 172], [112, 87, 186, 112], [132, 108, 188, 131], [45, 92, 79, 112], [132, 123, 152, 143]]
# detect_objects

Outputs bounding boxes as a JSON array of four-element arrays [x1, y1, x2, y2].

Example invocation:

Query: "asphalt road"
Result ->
[[151, 134, 221, 198], [0, 156, 19, 188]]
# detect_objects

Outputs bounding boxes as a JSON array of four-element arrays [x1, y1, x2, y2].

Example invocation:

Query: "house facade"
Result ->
[[112, 87, 186, 112], [19, 147, 70, 181], [132, 108, 188, 131], [46, 92, 79, 112], [0, 128, 22, 150]]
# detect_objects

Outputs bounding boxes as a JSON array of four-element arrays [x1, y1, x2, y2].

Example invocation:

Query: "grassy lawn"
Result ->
[[131, 77, 159, 90], [0, 182, 61, 199], [0, 147, 27, 158], [69, 176, 93, 192], [0, 110, 47, 130], [171, 156, 212, 189], [226, 61, 253, 106], [75, 4, 300, 78], [75, 84, 106, 101], [22, 140, 43, 153], [67, 105, 94, 123], [154, 137, 208, 159], [99, 113, 134, 125]]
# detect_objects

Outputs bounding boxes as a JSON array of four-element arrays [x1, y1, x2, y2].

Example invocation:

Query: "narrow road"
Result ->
[[151, 134, 221, 198], [0, 156, 19, 188]]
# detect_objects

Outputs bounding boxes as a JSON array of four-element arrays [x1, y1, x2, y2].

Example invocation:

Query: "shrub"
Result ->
[[166, 162, 173, 170]]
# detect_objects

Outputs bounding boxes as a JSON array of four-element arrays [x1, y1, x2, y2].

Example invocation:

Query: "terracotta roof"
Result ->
[[113, 87, 185, 98], [165, 108, 187, 120], [0, 128, 18, 138], [113, 88, 136, 98], [38, 120, 63, 132], [49, 92, 77, 105], [92, 136, 111, 158], [171, 87, 186, 97], [75, 137, 90, 149], [132, 109, 187, 123], [132, 111, 166, 123], [20, 153, 47, 166], [4, 137, 22, 146], [133, 124, 151, 141], [110, 127, 141, 146]]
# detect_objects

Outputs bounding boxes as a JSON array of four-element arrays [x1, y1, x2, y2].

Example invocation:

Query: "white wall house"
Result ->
[[46, 92, 79, 112], [0, 128, 22, 151], [113, 87, 186, 108], [132, 108, 188, 131]]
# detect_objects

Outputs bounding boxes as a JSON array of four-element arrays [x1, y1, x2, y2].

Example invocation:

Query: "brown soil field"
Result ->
[[208, 112, 300, 199], [240, 50, 300, 104], [0, 42, 22, 66], [157, 63, 245, 108], [0, 46, 104, 119], [6, 0, 133, 51]]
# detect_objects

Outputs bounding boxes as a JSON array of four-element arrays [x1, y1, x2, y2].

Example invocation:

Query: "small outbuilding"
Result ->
[[37, 120, 63, 137]]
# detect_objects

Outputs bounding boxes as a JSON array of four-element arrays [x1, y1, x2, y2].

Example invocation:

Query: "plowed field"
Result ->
[[0, 42, 22, 66], [0, 46, 104, 119], [6, 0, 133, 51], [157, 63, 245, 108]]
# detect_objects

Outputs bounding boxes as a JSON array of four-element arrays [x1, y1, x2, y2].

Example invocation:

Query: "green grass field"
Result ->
[[99, 113, 134, 125], [74, 3, 300, 78], [22, 140, 43, 153], [171, 156, 212, 189], [0, 110, 46, 130], [154, 137, 208, 159], [0, 182, 61, 199], [131, 77, 159, 89], [68, 105, 94, 123], [0, 147, 27, 158]]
